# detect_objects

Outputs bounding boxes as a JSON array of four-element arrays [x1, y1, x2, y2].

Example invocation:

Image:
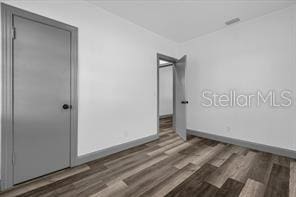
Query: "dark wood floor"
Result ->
[[1, 117, 295, 197]]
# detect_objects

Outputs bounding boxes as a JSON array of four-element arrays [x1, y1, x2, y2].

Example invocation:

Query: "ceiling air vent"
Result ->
[[225, 18, 240, 25]]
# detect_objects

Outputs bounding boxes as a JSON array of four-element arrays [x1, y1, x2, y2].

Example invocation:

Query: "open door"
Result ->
[[174, 55, 187, 140]]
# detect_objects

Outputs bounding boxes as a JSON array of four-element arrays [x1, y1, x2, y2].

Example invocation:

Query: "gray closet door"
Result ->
[[174, 56, 187, 140], [13, 15, 71, 184]]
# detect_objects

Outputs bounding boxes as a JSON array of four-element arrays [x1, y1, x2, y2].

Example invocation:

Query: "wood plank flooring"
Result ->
[[0, 116, 295, 197]]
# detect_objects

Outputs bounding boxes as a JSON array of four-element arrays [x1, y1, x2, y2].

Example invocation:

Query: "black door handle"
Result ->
[[181, 101, 189, 104], [62, 104, 71, 109]]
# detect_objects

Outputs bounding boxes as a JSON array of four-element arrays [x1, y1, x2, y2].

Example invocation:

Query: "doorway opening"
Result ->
[[158, 59, 174, 133], [157, 53, 187, 140]]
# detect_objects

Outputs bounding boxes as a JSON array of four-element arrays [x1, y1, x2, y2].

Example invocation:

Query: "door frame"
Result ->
[[157, 53, 178, 135], [1, 3, 78, 190]]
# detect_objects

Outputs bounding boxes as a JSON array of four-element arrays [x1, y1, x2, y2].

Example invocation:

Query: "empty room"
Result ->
[[0, 0, 296, 196]]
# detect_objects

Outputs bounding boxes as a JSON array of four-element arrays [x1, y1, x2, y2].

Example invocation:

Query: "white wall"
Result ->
[[2, 1, 295, 182], [0, 0, 177, 159], [179, 6, 296, 151], [159, 66, 173, 116]]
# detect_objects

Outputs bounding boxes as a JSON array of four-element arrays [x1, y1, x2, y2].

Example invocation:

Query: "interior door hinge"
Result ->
[[12, 27, 16, 40], [12, 152, 16, 165]]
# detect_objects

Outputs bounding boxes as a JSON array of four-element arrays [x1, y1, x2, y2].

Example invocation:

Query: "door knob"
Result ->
[[181, 101, 189, 104], [62, 104, 71, 109]]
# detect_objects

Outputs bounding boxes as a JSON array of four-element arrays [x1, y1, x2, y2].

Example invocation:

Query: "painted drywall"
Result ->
[[91, 1, 296, 42], [2, 0, 296, 183], [0, 0, 177, 163], [179, 5, 296, 151], [159, 66, 173, 116]]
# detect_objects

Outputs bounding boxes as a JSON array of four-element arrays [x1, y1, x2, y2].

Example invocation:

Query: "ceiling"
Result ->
[[87, 0, 296, 43]]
